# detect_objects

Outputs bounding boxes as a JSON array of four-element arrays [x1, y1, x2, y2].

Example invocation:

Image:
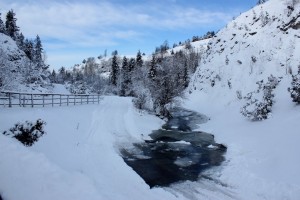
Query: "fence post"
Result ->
[[43, 95, 45, 107], [52, 95, 54, 107], [60, 95, 62, 106], [74, 95, 76, 105], [67, 95, 69, 106], [87, 95, 89, 104], [23, 96, 25, 107], [98, 95, 100, 104], [81, 95, 83, 104], [31, 94, 33, 107], [19, 93, 21, 107], [8, 92, 12, 107]]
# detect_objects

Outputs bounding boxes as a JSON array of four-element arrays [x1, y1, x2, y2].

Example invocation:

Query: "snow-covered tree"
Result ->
[[5, 10, 19, 40], [288, 66, 300, 103], [148, 54, 157, 79], [128, 58, 135, 72], [0, 13, 5, 34], [110, 53, 119, 86], [119, 56, 128, 96], [16, 32, 24, 49], [33, 35, 44, 69], [241, 75, 279, 121], [136, 50, 143, 68], [23, 39, 34, 60]]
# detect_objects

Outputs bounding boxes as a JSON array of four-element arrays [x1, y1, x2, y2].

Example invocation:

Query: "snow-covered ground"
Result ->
[[182, 84, 300, 199], [0, 96, 184, 200], [1, 94, 300, 200]]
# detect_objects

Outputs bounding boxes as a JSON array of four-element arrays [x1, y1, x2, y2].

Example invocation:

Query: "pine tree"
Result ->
[[120, 56, 128, 96], [0, 13, 5, 34], [110, 54, 119, 86], [136, 50, 143, 68], [58, 67, 66, 84], [128, 58, 135, 72], [183, 60, 189, 88], [16, 32, 25, 49], [33, 35, 43, 69], [50, 69, 57, 83], [24, 39, 34, 60], [148, 54, 157, 79], [5, 10, 19, 40]]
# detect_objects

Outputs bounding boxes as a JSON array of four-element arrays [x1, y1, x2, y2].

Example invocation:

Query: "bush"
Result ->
[[3, 119, 46, 146], [241, 75, 279, 121], [288, 66, 300, 103]]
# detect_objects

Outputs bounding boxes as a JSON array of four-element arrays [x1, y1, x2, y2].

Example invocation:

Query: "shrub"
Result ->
[[288, 66, 300, 103], [241, 75, 279, 121], [3, 119, 46, 146]]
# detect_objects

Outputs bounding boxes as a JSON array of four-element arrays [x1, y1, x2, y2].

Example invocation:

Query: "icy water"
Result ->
[[120, 108, 226, 188]]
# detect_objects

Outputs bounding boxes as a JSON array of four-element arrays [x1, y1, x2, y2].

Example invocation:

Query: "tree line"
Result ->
[[50, 47, 201, 117]]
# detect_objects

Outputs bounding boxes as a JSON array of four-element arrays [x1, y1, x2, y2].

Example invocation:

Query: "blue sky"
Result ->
[[0, 0, 257, 69]]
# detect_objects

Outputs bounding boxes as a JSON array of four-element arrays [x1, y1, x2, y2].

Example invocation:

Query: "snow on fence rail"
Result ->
[[0, 91, 102, 108]]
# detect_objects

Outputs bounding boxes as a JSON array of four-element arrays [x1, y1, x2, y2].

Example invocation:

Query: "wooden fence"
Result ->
[[0, 91, 102, 108]]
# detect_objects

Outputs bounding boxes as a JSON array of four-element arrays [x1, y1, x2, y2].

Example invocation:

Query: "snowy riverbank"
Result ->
[[1, 95, 300, 199]]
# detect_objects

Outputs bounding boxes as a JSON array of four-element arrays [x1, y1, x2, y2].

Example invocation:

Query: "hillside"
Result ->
[[181, 0, 300, 199], [190, 0, 300, 107]]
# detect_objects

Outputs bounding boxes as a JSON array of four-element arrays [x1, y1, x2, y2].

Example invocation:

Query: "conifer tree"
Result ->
[[183, 60, 189, 88], [5, 10, 19, 40], [0, 13, 5, 34], [120, 56, 128, 96], [148, 54, 157, 79], [136, 50, 143, 68], [16, 32, 25, 49], [128, 58, 135, 72], [24, 39, 34, 60], [110, 53, 119, 86], [33, 35, 43, 69]]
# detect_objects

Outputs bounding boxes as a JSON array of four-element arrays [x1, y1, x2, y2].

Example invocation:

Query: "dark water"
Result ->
[[120, 108, 226, 188]]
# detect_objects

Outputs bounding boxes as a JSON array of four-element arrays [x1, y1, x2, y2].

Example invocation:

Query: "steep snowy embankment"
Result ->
[[190, 0, 300, 104], [183, 0, 300, 199]]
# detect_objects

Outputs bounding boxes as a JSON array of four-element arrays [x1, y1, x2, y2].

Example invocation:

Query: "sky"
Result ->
[[0, 0, 258, 69]]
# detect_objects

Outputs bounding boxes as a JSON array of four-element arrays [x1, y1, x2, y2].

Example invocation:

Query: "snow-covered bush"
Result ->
[[241, 75, 279, 121], [2, 119, 46, 146], [67, 81, 89, 94], [288, 66, 300, 103]]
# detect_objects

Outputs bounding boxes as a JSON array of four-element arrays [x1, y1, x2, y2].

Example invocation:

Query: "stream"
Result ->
[[120, 108, 226, 188]]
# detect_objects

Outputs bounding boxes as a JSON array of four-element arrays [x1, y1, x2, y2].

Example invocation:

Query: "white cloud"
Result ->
[[0, 0, 238, 68], [0, 0, 233, 47]]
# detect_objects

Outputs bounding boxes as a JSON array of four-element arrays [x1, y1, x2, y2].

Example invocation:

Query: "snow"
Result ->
[[1, 0, 300, 199], [183, 90, 300, 199], [0, 96, 184, 200]]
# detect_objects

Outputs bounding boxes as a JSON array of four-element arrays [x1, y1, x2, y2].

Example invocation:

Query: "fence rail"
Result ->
[[0, 91, 101, 108]]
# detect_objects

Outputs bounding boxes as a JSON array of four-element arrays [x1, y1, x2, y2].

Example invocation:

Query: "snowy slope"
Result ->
[[0, 33, 28, 91], [0, 33, 51, 93], [190, 0, 300, 105], [167, 39, 210, 55], [182, 0, 300, 199]]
